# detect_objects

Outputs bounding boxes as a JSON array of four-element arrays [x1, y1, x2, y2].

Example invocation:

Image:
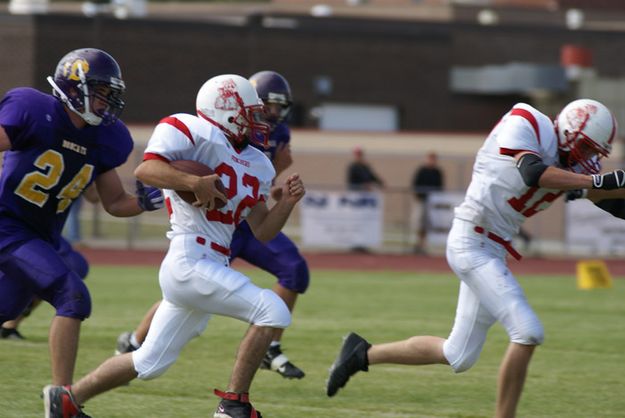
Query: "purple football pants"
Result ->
[[230, 221, 310, 293], [0, 234, 90, 323]]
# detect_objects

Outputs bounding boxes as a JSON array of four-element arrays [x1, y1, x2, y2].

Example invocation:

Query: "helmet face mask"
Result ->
[[47, 48, 126, 126], [249, 71, 292, 129], [555, 99, 617, 174], [196, 75, 270, 148]]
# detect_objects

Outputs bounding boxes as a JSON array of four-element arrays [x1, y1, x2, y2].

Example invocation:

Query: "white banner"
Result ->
[[565, 199, 625, 255], [425, 191, 465, 246], [300, 190, 383, 248]]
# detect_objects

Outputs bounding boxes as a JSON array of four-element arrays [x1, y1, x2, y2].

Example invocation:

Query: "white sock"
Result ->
[[130, 332, 140, 349]]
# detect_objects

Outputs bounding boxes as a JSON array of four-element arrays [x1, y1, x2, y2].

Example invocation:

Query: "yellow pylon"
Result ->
[[576, 260, 613, 290]]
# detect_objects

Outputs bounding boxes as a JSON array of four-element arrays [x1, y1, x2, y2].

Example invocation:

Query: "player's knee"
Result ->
[[136, 362, 173, 380], [251, 289, 291, 328], [512, 319, 544, 346], [443, 339, 482, 373], [278, 258, 310, 294], [134, 352, 176, 380], [507, 300, 544, 346], [66, 250, 89, 279], [48, 273, 92, 319]]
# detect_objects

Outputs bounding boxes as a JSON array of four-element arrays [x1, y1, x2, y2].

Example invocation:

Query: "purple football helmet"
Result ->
[[249, 70, 292, 128], [47, 48, 125, 126]]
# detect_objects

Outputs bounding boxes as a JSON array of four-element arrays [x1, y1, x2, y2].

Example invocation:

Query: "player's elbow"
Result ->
[[253, 228, 277, 243], [134, 162, 149, 183], [516, 153, 548, 187]]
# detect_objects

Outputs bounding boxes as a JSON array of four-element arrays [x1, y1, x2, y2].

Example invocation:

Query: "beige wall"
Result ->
[[127, 127, 624, 252], [1, 127, 620, 252]]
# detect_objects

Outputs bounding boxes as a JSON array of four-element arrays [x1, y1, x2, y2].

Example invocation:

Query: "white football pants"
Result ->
[[133, 234, 291, 380], [443, 218, 544, 373]]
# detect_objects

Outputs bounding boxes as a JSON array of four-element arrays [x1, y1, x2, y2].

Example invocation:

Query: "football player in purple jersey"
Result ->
[[114, 71, 310, 380], [0, 48, 163, 396], [232, 71, 309, 379]]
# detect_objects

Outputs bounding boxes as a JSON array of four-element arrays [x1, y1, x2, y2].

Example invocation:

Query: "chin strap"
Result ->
[[47, 76, 102, 126]]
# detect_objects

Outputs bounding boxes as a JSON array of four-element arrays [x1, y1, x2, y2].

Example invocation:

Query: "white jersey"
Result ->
[[454, 103, 564, 240], [144, 113, 275, 249]]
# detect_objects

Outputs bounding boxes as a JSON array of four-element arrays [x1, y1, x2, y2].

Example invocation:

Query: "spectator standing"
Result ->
[[347, 146, 384, 191], [411, 152, 444, 254]]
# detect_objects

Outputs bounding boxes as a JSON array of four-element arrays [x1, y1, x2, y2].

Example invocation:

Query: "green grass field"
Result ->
[[1, 265, 625, 418]]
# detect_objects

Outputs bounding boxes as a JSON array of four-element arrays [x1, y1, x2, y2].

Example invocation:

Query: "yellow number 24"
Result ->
[[14, 149, 94, 214]]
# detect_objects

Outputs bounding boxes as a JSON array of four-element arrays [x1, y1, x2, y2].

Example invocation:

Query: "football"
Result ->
[[169, 160, 227, 208]]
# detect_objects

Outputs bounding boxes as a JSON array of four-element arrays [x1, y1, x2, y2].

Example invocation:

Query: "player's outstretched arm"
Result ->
[[515, 152, 625, 191], [95, 168, 162, 216], [247, 173, 305, 242]]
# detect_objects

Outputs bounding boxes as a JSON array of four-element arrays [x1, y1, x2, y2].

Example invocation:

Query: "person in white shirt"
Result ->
[[43, 74, 305, 418], [326, 99, 625, 418]]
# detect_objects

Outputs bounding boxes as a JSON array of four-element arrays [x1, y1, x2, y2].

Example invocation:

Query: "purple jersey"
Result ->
[[252, 122, 290, 161], [0, 88, 133, 246]]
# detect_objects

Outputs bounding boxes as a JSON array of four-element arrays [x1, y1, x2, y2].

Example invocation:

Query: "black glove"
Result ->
[[565, 189, 587, 202], [136, 180, 164, 211], [591, 170, 625, 190]]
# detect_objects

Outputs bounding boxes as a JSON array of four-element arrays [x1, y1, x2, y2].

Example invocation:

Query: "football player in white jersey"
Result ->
[[45, 75, 305, 418], [326, 99, 625, 418]]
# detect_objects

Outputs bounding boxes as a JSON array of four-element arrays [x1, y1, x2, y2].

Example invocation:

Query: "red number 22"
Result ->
[[205, 162, 261, 225]]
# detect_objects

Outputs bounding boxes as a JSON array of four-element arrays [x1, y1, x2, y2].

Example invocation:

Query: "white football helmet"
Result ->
[[196, 74, 270, 147], [555, 98, 617, 174]]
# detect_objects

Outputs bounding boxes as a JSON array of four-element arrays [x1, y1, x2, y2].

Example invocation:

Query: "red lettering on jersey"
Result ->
[[204, 162, 263, 226], [508, 187, 563, 218], [214, 162, 237, 198], [231, 155, 250, 167]]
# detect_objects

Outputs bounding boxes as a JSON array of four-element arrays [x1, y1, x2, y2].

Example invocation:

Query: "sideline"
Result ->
[[79, 248, 625, 277]]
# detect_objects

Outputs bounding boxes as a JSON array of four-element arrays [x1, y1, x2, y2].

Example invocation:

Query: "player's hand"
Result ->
[[565, 189, 587, 202], [592, 170, 625, 190], [282, 173, 305, 204], [272, 143, 293, 176], [136, 180, 164, 211], [191, 174, 227, 210]]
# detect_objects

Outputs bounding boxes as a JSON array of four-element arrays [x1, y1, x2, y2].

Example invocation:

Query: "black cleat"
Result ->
[[0, 327, 25, 340], [213, 389, 262, 418], [326, 332, 371, 397], [42, 385, 92, 418], [260, 344, 305, 379]]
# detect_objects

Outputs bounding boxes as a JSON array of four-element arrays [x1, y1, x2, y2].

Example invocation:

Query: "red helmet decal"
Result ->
[[568, 103, 596, 129], [214, 78, 239, 111]]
